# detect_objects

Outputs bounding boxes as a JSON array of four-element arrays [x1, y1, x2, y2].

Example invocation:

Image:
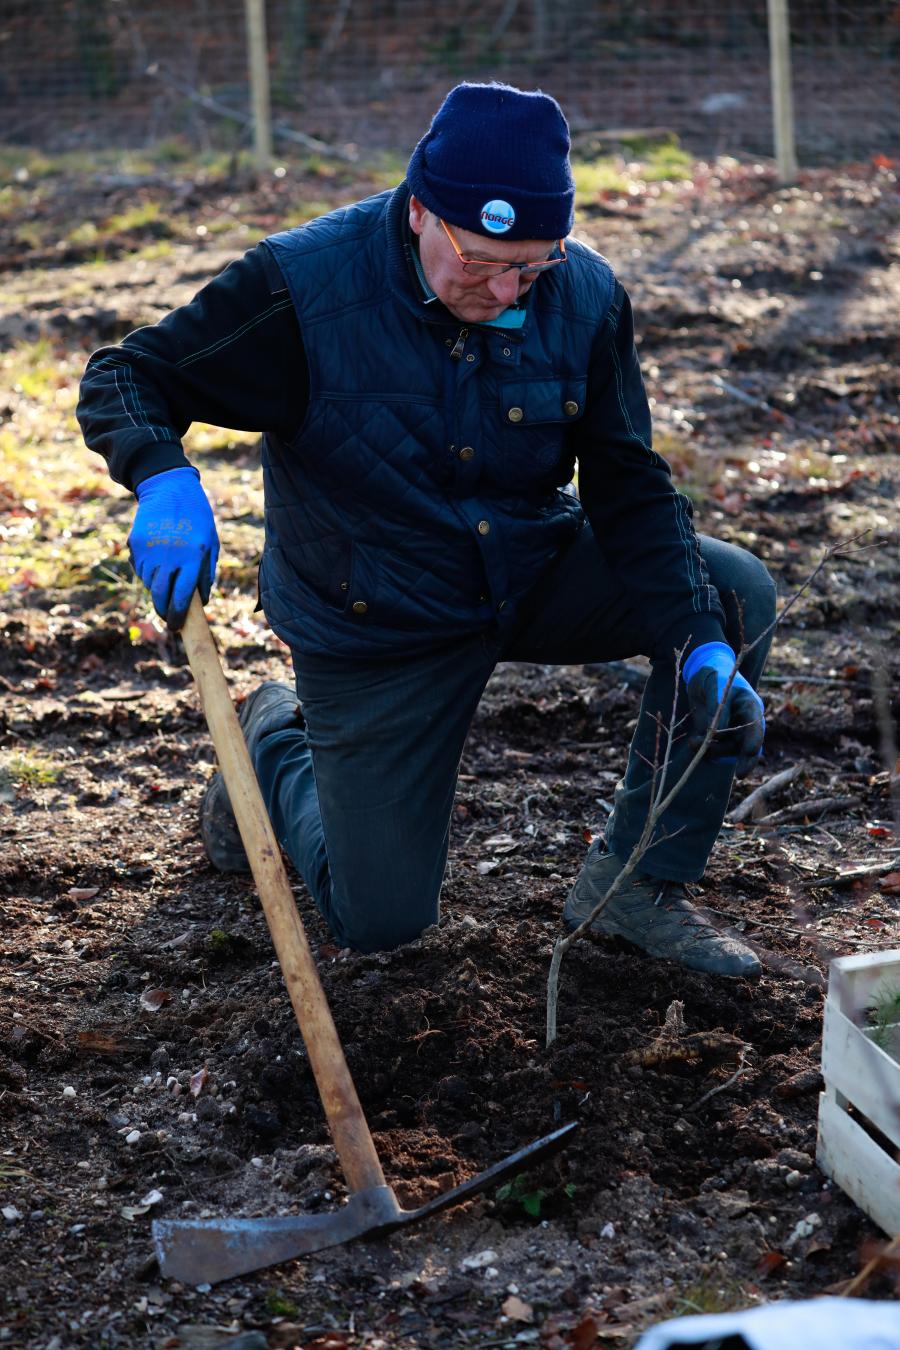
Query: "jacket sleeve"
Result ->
[[575, 282, 727, 661], [76, 242, 306, 492]]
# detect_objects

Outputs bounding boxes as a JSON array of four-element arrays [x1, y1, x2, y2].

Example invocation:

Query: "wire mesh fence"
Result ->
[[1, 1, 898, 165]]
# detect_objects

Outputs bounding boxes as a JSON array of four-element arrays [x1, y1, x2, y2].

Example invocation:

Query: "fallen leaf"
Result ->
[[880, 871, 900, 894], [66, 886, 100, 901], [482, 833, 519, 853], [77, 1030, 151, 1056], [866, 823, 891, 837], [570, 1311, 604, 1349], [756, 1249, 787, 1277], [139, 987, 172, 1012], [502, 1294, 533, 1322], [189, 1066, 209, 1097], [120, 1204, 152, 1221]]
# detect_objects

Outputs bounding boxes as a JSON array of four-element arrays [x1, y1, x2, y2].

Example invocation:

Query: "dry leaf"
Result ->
[[67, 886, 100, 901], [189, 1066, 209, 1097], [482, 833, 519, 853], [880, 871, 900, 894], [139, 987, 172, 1012], [502, 1294, 533, 1322], [757, 1249, 787, 1277], [570, 1311, 604, 1349], [76, 1030, 150, 1056]]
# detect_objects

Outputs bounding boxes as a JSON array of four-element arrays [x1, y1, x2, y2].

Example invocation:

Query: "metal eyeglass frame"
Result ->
[[439, 217, 567, 278]]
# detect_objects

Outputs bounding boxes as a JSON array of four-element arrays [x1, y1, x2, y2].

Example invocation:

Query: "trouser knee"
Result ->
[[704, 539, 777, 655], [329, 891, 440, 954]]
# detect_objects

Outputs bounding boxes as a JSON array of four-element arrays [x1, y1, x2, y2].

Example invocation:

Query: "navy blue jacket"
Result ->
[[78, 184, 726, 659]]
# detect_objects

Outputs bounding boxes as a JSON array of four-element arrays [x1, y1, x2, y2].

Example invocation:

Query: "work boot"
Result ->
[[200, 681, 302, 872], [563, 843, 760, 979]]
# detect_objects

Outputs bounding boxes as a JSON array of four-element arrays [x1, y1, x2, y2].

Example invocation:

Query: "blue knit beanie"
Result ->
[[406, 82, 575, 241]]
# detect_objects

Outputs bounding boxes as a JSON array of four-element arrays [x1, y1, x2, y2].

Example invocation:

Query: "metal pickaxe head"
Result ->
[[153, 1121, 577, 1284]]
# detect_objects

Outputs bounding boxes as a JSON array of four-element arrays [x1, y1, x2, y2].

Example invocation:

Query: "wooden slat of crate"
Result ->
[[817, 1089, 900, 1236], [822, 1000, 900, 1148], [826, 949, 900, 1019]]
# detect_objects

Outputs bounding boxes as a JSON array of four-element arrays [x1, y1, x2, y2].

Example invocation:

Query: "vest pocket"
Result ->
[[499, 377, 587, 481]]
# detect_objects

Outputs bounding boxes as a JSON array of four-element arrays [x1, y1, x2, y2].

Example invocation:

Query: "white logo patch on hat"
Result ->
[[480, 199, 515, 234]]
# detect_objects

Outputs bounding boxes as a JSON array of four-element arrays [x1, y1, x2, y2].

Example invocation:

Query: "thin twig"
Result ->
[[799, 858, 900, 888], [728, 763, 805, 822], [840, 1233, 900, 1298], [691, 1053, 751, 1111], [757, 794, 861, 825], [711, 374, 824, 438]]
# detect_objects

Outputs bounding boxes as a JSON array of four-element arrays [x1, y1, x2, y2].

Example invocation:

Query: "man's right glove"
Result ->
[[128, 466, 219, 630], [682, 641, 765, 777]]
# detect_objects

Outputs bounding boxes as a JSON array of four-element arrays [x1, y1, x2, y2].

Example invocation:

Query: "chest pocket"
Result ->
[[499, 377, 587, 485]]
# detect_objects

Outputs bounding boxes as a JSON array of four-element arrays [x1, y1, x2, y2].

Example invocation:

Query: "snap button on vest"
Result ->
[[465, 353, 475, 363], [352, 600, 368, 615], [459, 446, 475, 461], [477, 520, 490, 535], [564, 400, 579, 416], [508, 406, 524, 423]]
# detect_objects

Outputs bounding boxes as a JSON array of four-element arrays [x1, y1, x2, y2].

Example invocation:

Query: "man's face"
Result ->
[[409, 196, 557, 324]]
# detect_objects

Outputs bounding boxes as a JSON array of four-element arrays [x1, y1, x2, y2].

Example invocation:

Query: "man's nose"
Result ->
[[485, 268, 522, 304]]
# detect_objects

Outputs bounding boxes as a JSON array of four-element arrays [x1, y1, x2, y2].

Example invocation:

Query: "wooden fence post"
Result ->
[[767, 0, 798, 182], [245, 0, 273, 172]]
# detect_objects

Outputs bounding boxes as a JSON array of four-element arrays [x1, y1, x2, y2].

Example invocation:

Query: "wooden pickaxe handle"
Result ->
[[180, 592, 387, 1196]]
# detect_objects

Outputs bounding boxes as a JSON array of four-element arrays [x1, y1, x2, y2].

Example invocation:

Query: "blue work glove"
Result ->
[[128, 466, 219, 630], [682, 641, 765, 777]]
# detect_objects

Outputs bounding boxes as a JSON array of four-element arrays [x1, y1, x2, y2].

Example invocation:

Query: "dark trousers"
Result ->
[[252, 529, 776, 951]]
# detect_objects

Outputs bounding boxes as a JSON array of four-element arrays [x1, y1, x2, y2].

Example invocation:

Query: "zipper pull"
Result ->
[[449, 327, 469, 360]]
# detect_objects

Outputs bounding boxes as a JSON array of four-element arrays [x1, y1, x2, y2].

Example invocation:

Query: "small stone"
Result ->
[[785, 1170, 803, 1189], [62, 1085, 77, 1098], [461, 1248, 497, 1271], [125, 1130, 141, 1145], [600, 1221, 616, 1239], [250, 1157, 264, 1168], [2, 1207, 22, 1222], [777, 1148, 813, 1173]]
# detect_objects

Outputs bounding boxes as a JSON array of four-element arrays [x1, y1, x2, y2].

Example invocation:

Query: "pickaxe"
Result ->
[[152, 595, 576, 1284]]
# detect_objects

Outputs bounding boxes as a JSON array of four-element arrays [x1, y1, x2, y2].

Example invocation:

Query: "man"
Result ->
[[78, 82, 775, 978]]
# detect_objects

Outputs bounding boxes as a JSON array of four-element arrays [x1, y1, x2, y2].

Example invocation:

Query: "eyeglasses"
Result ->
[[439, 218, 567, 278]]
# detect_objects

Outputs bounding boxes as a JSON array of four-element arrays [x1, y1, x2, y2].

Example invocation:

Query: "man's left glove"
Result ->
[[128, 465, 219, 630], [682, 641, 765, 777]]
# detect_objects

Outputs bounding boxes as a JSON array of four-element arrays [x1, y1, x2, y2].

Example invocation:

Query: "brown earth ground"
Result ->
[[0, 149, 898, 1348]]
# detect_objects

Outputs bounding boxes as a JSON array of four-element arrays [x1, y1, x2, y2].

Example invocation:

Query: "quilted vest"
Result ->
[[262, 185, 616, 657]]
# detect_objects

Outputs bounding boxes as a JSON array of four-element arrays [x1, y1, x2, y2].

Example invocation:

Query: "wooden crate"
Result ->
[[816, 950, 900, 1235]]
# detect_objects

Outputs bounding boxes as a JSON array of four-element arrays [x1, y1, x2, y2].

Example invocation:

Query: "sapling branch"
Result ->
[[545, 532, 867, 1049]]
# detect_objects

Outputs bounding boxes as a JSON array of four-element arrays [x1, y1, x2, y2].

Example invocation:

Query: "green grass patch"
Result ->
[[264, 1290, 299, 1318], [0, 750, 63, 789]]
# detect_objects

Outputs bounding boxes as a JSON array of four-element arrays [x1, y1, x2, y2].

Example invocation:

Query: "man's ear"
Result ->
[[408, 195, 428, 237]]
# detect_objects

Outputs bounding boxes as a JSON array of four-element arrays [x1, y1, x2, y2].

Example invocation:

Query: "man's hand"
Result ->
[[682, 641, 765, 777], [128, 466, 219, 630]]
